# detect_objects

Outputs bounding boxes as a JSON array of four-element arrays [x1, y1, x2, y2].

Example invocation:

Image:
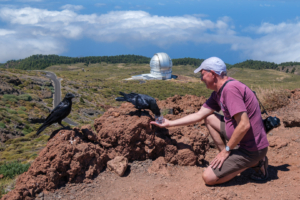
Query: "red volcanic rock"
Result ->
[[157, 94, 207, 115], [148, 156, 171, 176], [176, 149, 197, 166], [93, 98, 209, 165], [3, 95, 210, 200], [107, 156, 128, 177], [2, 129, 108, 200], [80, 125, 98, 142]]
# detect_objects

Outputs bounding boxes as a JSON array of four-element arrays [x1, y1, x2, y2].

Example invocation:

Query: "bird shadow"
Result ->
[[48, 126, 72, 140], [128, 110, 152, 118], [207, 163, 290, 187]]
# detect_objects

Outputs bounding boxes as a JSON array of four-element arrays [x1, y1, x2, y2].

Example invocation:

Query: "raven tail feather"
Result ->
[[115, 97, 126, 101], [36, 124, 48, 135]]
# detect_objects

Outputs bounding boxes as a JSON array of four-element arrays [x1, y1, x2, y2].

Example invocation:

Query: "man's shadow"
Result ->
[[210, 164, 290, 187]]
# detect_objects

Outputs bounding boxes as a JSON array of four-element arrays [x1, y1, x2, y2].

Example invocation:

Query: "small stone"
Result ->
[[107, 156, 128, 177], [38, 192, 44, 198]]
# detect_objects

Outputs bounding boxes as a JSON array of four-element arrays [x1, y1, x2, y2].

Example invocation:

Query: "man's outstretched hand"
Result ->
[[150, 118, 171, 128]]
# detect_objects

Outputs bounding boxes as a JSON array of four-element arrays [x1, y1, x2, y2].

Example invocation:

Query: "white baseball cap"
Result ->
[[194, 57, 226, 75]]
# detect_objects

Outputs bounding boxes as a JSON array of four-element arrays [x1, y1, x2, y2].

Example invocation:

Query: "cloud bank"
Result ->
[[0, 6, 299, 63]]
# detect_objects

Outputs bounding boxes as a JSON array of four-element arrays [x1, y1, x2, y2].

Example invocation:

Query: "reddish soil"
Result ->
[[2, 92, 300, 200]]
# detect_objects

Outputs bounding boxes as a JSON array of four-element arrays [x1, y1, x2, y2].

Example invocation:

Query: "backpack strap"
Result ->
[[219, 79, 234, 95]]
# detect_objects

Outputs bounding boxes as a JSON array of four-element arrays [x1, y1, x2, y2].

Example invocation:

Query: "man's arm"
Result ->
[[210, 111, 250, 169], [226, 111, 250, 150], [151, 106, 215, 128]]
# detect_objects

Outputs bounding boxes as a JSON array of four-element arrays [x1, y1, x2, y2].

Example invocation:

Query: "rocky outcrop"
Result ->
[[40, 90, 52, 99], [0, 75, 22, 95], [0, 82, 20, 95], [1, 95, 210, 199], [0, 128, 24, 143], [93, 98, 209, 165], [2, 129, 109, 200]]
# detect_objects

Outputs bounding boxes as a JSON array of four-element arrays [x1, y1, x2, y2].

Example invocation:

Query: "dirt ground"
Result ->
[[3, 92, 300, 200], [39, 125, 300, 200]]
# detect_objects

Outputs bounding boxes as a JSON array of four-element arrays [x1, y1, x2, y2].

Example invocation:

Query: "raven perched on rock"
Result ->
[[115, 92, 161, 118], [36, 93, 75, 135]]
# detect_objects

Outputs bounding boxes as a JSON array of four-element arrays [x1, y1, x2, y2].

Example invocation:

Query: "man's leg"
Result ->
[[202, 166, 248, 185], [205, 113, 226, 152]]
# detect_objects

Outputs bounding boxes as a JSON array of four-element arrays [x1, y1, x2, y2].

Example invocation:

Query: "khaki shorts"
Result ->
[[212, 116, 268, 178]]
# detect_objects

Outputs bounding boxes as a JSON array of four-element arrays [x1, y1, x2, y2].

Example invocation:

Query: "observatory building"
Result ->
[[130, 52, 174, 80]]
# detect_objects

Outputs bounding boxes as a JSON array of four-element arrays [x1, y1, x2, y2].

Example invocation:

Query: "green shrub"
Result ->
[[22, 125, 33, 135], [2, 94, 18, 102], [17, 110, 26, 115], [33, 85, 40, 90], [6, 109, 17, 114], [2, 94, 32, 102], [0, 161, 30, 179], [19, 106, 26, 111], [18, 94, 32, 101], [0, 122, 5, 129]]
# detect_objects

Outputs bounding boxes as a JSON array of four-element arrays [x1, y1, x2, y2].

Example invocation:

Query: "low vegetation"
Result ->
[[0, 161, 30, 179], [0, 161, 31, 198]]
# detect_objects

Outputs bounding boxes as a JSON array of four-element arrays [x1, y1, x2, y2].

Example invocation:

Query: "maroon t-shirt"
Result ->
[[203, 78, 269, 151]]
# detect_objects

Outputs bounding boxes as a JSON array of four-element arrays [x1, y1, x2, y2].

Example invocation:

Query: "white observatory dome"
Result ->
[[150, 53, 172, 79]]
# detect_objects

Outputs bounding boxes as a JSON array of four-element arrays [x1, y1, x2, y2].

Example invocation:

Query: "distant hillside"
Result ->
[[279, 61, 300, 67], [172, 57, 205, 67], [0, 55, 232, 70], [229, 60, 278, 70], [1, 54, 299, 71], [0, 55, 151, 70]]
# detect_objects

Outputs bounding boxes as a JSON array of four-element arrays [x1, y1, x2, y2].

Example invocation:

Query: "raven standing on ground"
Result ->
[[115, 92, 161, 118], [36, 93, 75, 135]]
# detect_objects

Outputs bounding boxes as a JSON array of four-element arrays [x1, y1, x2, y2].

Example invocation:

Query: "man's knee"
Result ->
[[202, 167, 218, 185], [204, 114, 215, 126]]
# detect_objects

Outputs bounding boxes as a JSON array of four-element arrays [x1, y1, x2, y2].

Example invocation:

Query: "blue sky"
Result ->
[[0, 0, 300, 64]]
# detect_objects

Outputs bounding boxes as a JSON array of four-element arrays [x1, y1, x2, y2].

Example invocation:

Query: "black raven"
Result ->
[[36, 93, 75, 135], [115, 92, 161, 118]]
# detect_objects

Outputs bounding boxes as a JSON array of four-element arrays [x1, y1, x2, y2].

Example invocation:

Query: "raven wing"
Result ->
[[44, 101, 71, 124], [134, 94, 150, 109]]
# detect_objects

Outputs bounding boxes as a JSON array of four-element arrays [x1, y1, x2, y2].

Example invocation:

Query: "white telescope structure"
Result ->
[[131, 52, 173, 80]]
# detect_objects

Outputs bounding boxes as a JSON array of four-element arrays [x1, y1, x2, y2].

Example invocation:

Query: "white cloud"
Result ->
[[0, 29, 15, 36], [233, 21, 300, 63], [0, 34, 64, 62], [0, 6, 300, 63], [60, 4, 84, 11]]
